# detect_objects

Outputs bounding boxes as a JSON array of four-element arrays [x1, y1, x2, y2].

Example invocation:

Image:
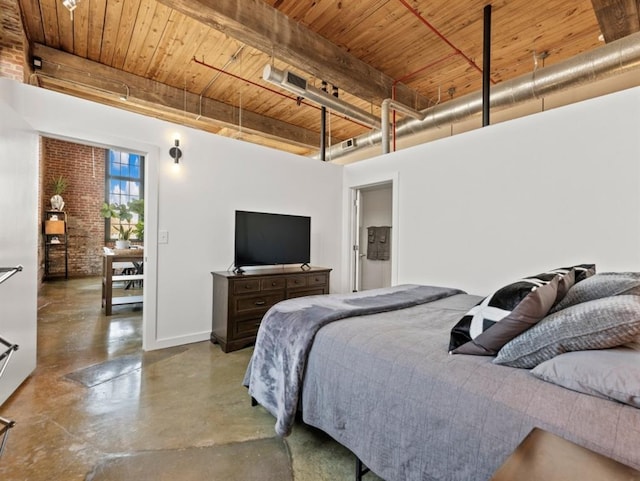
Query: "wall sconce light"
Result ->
[[32, 56, 42, 70], [169, 138, 182, 166]]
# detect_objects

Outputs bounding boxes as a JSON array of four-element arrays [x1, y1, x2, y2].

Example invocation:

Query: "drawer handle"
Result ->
[[272, 282, 277, 286], [254, 300, 266, 306], [315, 278, 319, 282], [255, 322, 261, 327], [294, 280, 300, 284], [245, 285, 252, 289]]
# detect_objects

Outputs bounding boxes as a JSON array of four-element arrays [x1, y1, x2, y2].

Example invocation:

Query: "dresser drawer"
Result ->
[[287, 287, 326, 299], [287, 276, 308, 288], [308, 273, 328, 286], [261, 277, 286, 291], [233, 279, 261, 294], [234, 293, 285, 316], [234, 317, 262, 338]]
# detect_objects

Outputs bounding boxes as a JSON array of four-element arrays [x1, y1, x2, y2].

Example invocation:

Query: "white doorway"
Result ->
[[351, 182, 393, 292]]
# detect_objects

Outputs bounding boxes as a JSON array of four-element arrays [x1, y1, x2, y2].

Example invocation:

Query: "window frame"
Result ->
[[104, 149, 145, 242]]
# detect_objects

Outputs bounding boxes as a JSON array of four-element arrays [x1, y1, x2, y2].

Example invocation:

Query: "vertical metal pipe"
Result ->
[[483, 4, 492, 127], [320, 81, 328, 161], [381, 99, 391, 154], [320, 107, 327, 160], [332, 85, 338, 160]]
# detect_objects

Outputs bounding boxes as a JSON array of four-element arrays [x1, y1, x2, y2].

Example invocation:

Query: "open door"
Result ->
[[351, 189, 362, 292], [351, 182, 393, 292]]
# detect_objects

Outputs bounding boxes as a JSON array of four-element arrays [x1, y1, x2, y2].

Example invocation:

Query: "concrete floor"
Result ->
[[0, 277, 381, 480]]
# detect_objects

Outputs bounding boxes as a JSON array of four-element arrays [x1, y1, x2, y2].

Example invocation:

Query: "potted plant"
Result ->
[[128, 199, 144, 241], [101, 202, 134, 249], [49, 175, 68, 211]]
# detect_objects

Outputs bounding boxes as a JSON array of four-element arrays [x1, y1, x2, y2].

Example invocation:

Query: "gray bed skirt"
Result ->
[[300, 293, 640, 481]]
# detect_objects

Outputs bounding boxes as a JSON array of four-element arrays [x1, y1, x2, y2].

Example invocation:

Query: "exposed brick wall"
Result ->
[[43, 138, 107, 277], [0, 0, 26, 81]]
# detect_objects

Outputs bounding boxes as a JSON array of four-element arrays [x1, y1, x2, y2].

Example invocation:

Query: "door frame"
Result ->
[[37, 133, 158, 352], [347, 172, 399, 292]]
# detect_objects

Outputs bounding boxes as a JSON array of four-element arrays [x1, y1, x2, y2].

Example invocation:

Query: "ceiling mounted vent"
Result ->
[[282, 71, 307, 95], [341, 138, 357, 151]]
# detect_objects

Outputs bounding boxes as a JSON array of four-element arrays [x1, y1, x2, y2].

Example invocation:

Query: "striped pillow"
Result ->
[[449, 273, 562, 356]]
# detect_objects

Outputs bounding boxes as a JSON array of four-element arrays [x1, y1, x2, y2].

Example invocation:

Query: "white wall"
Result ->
[[155, 130, 344, 342], [0, 79, 343, 362], [0, 94, 39, 405], [344, 87, 640, 296]]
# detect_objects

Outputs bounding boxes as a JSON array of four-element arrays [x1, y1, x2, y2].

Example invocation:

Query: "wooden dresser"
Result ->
[[211, 266, 331, 353]]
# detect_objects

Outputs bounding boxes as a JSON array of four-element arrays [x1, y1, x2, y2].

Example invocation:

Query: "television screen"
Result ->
[[234, 210, 311, 268]]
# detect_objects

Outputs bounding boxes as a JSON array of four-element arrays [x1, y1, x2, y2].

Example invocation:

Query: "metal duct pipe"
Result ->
[[321, 30, 640, 161], [381, 98, 425, 154], [263, 65, 381, 129]]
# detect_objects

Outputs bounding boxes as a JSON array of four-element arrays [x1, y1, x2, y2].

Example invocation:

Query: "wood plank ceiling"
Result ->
[[16, 0, 640, 158]]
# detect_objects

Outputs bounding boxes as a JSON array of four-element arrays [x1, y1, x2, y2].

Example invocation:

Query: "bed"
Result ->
[[244, 273, 640, 481]]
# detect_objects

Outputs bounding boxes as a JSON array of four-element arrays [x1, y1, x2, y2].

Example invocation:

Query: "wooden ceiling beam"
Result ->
[[591, 0, 640, 42], [31, 43, 321, 149], [155, 0, 424, 107]]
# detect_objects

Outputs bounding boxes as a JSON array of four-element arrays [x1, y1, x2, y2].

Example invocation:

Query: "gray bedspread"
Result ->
[[301, 293, 640, 481], [243, 284, 464, 436]]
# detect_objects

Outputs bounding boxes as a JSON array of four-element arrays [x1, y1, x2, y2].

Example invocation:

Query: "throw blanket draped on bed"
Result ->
[[243, 284, 465, 436]]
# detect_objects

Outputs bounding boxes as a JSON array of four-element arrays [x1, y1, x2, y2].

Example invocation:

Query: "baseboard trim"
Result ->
[[143, 331, 210, 351]]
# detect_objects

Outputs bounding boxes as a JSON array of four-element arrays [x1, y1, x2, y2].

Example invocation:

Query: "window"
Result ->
[[105, 149, 144, 241]]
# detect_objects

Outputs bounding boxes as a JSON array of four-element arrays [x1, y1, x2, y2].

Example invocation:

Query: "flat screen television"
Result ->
[[234, 210, 311, 270]]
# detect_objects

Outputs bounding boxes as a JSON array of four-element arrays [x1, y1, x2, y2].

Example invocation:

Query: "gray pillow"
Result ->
[[531, 344, 640, 408], [494, 295, 640, 368], [550, 272, 640, 314]]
